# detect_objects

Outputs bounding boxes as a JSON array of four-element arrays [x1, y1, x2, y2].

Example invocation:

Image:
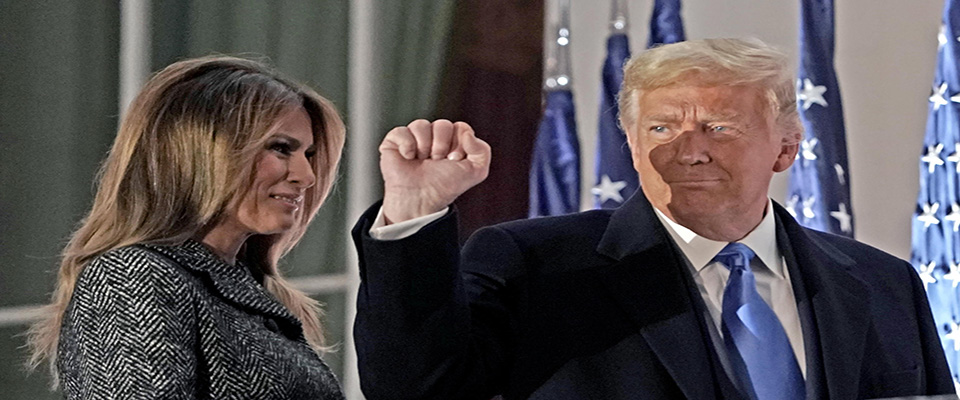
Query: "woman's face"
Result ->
[[225, 107, 317, 237]]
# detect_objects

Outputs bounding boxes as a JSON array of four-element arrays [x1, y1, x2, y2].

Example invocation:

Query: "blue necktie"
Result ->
[[715, 242, 805, 400]]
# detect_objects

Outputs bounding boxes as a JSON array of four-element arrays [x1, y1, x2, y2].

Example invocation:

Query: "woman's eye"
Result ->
[[270, 142, 292, 155]]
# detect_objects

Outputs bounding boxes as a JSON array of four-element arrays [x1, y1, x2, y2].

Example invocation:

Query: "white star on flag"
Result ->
[[930, 83, 949, 110], [947, 143, 960, 173], [919, 202, 941, 229], [834, 164, 846, 185], [950, 92, 960, 104], [785, 195, 800, 219], [939, 25, 948, 49], [801, 138, 819, 161], [945, 322, 960, 351], [797, 78, 828, 110], [922, 143, 945, 173], [802, 197, 816, 219], [591, 175, 628, 204], [945, 203, 960, 232], [919, 261, 938, 290], [829, 203, 852, 233], [944, 262, 960, 288]]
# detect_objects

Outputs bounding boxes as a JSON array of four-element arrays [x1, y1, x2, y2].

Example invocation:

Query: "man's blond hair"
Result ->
[[619, 38, 802, 144]]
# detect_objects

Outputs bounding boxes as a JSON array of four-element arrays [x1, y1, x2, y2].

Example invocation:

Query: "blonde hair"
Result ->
[[26, 56, 345, 378], [619, 38, 802, 144]]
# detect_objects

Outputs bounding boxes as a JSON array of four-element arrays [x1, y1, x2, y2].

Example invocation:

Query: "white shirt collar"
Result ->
[[653, 199, 784, 278]]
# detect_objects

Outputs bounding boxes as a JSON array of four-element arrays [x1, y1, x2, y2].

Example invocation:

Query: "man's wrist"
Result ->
[[370, 206, 449, 240], [382, 191, 448, 225]]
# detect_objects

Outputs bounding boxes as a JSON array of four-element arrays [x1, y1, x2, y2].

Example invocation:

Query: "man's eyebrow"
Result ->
[[700, 112, 742, 121], [642, 113, 684, 122]]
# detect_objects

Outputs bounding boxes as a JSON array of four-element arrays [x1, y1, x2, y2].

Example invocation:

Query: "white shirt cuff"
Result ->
[[369, 206, 450, 240]]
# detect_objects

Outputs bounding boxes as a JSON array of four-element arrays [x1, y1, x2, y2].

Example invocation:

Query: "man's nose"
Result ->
[[673, 123, 711, 165]]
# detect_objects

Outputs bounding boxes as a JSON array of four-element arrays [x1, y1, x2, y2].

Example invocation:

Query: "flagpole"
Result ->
[[529, 0, 581, 217], [591, 0, 635, 209], [610, 0, 629, 33], [544, 0, 572, 91]]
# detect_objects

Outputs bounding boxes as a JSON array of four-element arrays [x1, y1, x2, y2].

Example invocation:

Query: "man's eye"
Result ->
[[711, 126, 727, 132], [651, 126, 668, 133]]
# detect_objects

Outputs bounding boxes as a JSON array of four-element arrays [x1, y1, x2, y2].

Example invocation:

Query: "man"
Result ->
[[351, 38, 953, 399]]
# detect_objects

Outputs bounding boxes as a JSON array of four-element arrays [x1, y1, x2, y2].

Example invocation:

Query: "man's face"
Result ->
[[626, 84, 797, 237]]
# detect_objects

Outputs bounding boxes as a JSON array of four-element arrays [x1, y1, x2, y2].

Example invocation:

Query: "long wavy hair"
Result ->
[[25, 55, 345, 380]]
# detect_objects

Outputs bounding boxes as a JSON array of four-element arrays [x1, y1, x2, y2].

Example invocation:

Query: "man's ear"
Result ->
[[773, 132, 801, 173]]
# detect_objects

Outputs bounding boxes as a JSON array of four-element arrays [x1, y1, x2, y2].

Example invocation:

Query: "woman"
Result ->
[[26, 56, 345, 399]]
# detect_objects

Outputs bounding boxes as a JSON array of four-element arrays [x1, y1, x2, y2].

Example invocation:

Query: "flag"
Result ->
[[646, 0, 686, 48], [529, 89, 581, 217], [592, 33, 634, 208], [785, 0, 854, 237], [593, 0, 685, 209], [911, 0, 960, 388]]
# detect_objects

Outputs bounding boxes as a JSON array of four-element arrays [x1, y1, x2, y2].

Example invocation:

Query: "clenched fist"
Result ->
[[380, 119, 491, 224]]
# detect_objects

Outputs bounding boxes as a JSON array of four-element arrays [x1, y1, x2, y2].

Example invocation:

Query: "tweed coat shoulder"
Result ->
[[57, 240, 344, 399]]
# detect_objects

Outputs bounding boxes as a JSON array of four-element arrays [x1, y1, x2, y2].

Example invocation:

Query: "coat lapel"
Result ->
[[143, 240, 303, 336], [596, 194, 719, 400], [773, 204, 870, 400]]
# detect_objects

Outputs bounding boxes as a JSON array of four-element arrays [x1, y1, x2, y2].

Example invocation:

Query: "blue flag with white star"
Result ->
[[786, 0, 854, 237], [593, 0, 685, 208], [911, 0, 960, 387], [530, 90, 580, 217]]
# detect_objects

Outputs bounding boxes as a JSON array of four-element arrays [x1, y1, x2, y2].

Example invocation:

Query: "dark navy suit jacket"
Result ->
[[352, 193, 953, 399]]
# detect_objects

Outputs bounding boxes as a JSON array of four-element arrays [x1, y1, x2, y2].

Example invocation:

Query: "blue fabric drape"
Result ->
[[911, 0, 960, 387]]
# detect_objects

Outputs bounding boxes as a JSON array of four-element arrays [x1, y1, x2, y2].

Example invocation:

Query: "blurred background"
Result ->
[[0, 0, 943, 399]]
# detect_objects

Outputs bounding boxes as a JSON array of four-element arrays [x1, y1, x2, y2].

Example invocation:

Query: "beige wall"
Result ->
[[560, 0, 942, 259]]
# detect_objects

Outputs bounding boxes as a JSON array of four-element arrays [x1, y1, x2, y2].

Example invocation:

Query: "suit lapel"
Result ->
[[774, 204, 870, 400], [596, 194, 719, 400]]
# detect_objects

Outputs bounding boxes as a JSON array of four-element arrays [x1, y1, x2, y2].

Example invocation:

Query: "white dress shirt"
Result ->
[[653, 199, 806, 377], [368, 207, 449, 240], [368, 200, 806, 377]]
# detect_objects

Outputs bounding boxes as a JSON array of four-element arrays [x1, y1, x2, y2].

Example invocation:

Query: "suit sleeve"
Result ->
[[906, 261, 956, 394], [58, 248, 198, 399], [352, 202, 521, 400]]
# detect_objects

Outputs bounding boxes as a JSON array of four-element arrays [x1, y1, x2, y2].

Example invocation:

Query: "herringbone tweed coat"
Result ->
[[57, 240, 344, 399]]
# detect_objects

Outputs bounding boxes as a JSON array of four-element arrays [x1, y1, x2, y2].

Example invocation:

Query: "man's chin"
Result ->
[[666, 200, 729, 222]]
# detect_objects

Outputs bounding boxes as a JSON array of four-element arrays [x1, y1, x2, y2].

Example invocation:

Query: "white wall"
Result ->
[[558, 0, 943, 259]]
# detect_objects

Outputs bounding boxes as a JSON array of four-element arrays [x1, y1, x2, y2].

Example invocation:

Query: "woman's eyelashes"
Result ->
[[269, 140, 294, 156], [269, 139, 318, 162]]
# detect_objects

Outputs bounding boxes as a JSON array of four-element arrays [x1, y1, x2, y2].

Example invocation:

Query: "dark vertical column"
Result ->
[[435, 0, 545, 241]]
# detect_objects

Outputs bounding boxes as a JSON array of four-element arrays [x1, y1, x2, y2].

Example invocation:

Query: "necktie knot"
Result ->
[[713, 242, 756, 273]]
